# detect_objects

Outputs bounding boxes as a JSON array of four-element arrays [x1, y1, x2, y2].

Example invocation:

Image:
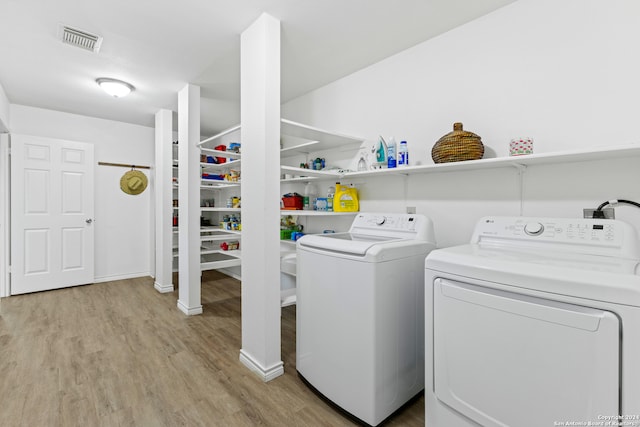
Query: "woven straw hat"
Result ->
[[120, 170, 148, 195]]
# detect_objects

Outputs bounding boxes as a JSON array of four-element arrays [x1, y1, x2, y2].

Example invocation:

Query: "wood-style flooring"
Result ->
[[0, 271, 424, 426]]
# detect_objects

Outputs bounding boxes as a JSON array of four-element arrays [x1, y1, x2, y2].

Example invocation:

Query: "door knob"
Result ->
[[86, 218, 93, 224]]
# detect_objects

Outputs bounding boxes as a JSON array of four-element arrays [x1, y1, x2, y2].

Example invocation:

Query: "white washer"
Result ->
[[425, 216, 640, 427], [296, 213, 437, 426]]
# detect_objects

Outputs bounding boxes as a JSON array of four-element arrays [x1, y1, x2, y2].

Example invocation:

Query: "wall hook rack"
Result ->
[[98, 161, 151, 170]]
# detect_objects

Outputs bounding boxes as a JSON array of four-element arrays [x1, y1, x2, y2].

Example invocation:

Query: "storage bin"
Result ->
[[282, 195, 303, 210], [280, 229, 293, 240], [214, 144, 227, 164]]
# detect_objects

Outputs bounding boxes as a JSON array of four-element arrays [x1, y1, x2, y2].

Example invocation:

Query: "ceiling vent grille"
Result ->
[[58, 24, 103, 53]]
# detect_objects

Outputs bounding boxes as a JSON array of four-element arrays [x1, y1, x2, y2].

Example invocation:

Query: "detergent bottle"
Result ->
[[333, 182, 359, 212]]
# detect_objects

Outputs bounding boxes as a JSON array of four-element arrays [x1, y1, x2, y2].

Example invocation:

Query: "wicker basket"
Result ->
[[432, 122, 484, 163]]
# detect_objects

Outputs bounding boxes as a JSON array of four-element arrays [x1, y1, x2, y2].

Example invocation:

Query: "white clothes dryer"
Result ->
[[296, 213, 436, 426], [424, 216, 640, 427]]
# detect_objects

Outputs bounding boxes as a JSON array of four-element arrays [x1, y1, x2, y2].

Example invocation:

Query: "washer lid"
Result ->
[[298, 232, 403, 255], [425, 244, 640, 307]]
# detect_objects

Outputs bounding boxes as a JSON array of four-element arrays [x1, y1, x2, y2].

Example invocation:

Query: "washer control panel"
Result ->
[[349, 213, 436, 242], [471, 216, 640, 259], [524, 222, 545, 236]]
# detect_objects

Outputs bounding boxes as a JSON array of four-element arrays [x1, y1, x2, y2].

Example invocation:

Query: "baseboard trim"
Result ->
[[177, 300, 203, 316], [154, 281, 174, 293], [218, 268, 242, 281], [239, 349, 284, 382], [94, 272, 150, 283]]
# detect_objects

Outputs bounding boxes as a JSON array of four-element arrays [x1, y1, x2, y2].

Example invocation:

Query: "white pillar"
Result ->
[[239, 13, 284, 381], [177, 84, 203, 315], [154, 109, 175, 293], [0, 134, 9, 298]]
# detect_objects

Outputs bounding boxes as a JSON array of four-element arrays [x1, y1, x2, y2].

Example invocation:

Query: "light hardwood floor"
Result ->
[[0, 271, 424, 426]]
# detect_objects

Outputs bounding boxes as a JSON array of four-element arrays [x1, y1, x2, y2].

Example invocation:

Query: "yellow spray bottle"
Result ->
[[333, 182, 359, 212]]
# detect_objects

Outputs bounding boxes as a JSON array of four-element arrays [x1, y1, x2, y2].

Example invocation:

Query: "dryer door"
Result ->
[[433, 278, 619, 427]]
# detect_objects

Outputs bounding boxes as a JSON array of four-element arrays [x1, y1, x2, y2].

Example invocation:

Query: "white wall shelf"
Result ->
[[194, 132, 242, 276], [200, 158, 242, 172], [200, 181, 241, 190], [201, 207, 241, 213], [281, 176, 320, 183], [198, 124, 241, 147], [201, 231, 241, 243], [200, 250, 241, 270], [201, 235, 242, 268], [280, 119, 363, 157], [280, 288, 296, 308], [201, 160, 241, 171], [280, 165, 342, 179], [206, 120, 364, 159], [280, 210, 357, 216], [343, 144, 640, 178]]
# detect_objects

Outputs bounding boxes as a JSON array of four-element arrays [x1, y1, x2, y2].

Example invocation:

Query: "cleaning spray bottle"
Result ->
[[387, 136, 397, 168], [333, 182, 359, 212]]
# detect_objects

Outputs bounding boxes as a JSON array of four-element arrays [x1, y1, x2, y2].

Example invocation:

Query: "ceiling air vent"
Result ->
[[58, 24, 103, 53]]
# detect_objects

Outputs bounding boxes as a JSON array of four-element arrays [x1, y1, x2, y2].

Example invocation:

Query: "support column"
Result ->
[[0, 134, 9, 298], [177, 84, 203, 315], [239, 13, 284, 381], [154, 109, 174, 293]]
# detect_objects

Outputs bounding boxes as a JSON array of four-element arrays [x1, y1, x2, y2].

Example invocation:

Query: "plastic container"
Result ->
[[282, 194, 303, 210], [214, 144, 227, 164], [315, 197, 328, 211], [280, 229, 292, 240], [509, 137, 534, 156], [398, 140, 409, 167], [220, 241, 239, 251], [304, 182, 318, 210], [387, 137, 397, 168], [333, 183, 359, 212], [327, 185, 335, 212]]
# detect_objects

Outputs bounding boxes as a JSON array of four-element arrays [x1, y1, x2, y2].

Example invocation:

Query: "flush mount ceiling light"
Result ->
[[96, 78, 135, 98]]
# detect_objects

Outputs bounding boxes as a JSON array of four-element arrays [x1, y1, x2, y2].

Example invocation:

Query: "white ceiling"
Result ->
[[0, 0, 515, 136]]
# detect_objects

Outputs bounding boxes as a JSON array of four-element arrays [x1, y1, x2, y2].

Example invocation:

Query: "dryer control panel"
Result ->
[[472, 216, 640, 259]]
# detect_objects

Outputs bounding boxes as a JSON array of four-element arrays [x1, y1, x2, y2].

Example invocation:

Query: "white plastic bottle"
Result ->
[[304, 182, 317, 210], [387, 137, 397, 168], [327, 185, 335, 212], [398, 140, 409, 167]]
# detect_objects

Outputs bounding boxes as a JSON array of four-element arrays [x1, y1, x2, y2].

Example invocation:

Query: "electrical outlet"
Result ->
[[583, 208, 615, 219], [406, 206, 416, 214]]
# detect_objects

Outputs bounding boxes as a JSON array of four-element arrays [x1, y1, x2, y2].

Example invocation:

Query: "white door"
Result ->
[[11, 135, 94, 295]]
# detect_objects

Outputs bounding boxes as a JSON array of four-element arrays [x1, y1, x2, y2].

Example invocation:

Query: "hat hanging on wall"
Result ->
[[120, 169, 148, 195]]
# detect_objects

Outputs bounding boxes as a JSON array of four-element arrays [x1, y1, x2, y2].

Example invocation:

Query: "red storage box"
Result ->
[[282, 195, 303, 210], [215, 144, 227, 164]]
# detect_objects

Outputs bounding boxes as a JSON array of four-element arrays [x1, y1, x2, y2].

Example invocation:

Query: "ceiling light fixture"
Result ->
[[96, 78, 135, 98]]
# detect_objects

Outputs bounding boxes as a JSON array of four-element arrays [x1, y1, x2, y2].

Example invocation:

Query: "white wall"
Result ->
[[282, 0, 640, 247], [10, 104, 154, 282]]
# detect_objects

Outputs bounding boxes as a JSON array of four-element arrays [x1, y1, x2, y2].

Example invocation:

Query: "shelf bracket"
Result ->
[[512, 163, 527, 216], [511, 163, 527, 172]]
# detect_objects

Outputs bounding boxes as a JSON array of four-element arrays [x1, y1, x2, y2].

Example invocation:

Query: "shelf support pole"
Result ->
[[239, 13, 284, 381]]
